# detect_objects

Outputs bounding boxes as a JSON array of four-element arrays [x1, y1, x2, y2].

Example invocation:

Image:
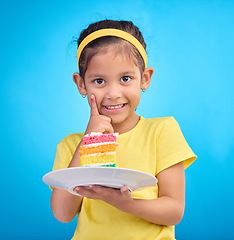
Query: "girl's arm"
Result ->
[[125, 161, 185, 225], [50, 141, 83, 223], [74, 161, 185, 226], [50, 95, 114, 223]]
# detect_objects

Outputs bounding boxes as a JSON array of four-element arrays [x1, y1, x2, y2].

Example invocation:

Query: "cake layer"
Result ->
[[83, 163, 116, 167], [79, 143, 117, 156], [80, 154, 116, 167], [82, 132, 118, 145]]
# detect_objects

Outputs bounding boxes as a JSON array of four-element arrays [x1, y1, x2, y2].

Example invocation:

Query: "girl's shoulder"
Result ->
[[141, 116, 178, 129], [139, 116, 184, 140], [121, 116, 179, 139], [57, 133, 84, 148]]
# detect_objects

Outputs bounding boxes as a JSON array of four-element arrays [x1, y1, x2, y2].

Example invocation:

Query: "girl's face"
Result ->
[[74, 45, 153, 133]]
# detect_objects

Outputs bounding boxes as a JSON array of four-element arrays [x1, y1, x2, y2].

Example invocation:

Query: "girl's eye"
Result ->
[[121, 76, 131, 82], [94, 79, 105, 85]]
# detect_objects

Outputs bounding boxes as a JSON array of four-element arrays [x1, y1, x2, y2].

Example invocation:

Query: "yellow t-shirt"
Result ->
[[52, 116, 197, 240]]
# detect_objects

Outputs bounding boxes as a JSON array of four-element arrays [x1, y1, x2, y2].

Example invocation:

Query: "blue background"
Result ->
[[1, 0, 233, 239]]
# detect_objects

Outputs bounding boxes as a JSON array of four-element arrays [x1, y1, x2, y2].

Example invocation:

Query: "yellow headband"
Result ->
[[77, 28, 147, 69]]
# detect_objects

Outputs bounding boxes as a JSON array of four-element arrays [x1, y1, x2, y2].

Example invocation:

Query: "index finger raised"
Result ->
[[90, 94, 100, 116]]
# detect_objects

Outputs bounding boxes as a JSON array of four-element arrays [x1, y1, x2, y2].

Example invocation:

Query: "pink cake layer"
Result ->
[[82, 133, 118, 146]]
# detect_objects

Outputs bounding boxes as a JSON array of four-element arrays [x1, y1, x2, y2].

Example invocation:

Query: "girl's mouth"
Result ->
[[104, 104, 126, 111]]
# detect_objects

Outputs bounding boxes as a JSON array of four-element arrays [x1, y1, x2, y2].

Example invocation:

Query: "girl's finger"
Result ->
[[120, 186, 131, 196], [90, 94, 100, 116], [97, 115, 114, 133], [74, 186, 97, 199], [104, 124, 114, 134]]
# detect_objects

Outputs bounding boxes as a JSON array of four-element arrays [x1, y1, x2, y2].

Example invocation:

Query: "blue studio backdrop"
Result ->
[[1, 0, 233, 239]]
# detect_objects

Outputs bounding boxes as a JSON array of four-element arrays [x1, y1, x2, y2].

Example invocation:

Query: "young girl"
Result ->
[[50, 19, 196, 240]]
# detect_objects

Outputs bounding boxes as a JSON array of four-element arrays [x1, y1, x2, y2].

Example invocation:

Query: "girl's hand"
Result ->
[[85, 94, 114, 134], [73, 185, 133, 212]]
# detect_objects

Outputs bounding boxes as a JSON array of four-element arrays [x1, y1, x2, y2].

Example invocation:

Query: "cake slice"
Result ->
[[79, 132, 118, 167]]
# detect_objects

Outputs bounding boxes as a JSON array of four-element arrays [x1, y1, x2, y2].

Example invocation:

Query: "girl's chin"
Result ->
[[109, 113, 138, 125]]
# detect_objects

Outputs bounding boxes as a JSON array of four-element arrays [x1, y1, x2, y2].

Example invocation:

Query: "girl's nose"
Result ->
[[106, 84, 122, 99]]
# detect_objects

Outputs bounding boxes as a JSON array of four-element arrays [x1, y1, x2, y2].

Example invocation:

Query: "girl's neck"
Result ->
[[112, 114, 140, 135]]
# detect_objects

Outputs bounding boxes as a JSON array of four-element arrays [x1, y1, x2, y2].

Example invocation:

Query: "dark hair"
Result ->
[[76, 20, 146, 78]]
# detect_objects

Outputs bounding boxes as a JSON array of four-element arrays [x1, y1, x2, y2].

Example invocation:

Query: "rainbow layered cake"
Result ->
[[79, 132, 118, 167]]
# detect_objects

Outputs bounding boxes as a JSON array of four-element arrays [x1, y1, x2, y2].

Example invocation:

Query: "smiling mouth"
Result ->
[[104, 104, 126, 110]]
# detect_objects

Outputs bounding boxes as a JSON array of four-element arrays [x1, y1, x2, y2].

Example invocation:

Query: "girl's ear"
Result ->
[[141, 67, 154, 90], [73, 72, 87, 96]]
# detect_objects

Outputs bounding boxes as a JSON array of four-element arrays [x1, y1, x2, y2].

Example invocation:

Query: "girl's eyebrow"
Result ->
[[121, 71, 135, 75], [86, 73, 105, 79], [86, 71, 136, 79]]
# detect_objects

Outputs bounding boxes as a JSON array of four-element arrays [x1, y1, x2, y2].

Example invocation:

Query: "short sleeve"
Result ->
[[52, 133, 83, 171], [156, 117, 197, 175], [50, 133, 83, 190], [52, 140, 73, 171]]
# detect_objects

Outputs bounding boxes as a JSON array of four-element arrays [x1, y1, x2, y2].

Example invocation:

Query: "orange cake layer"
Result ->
[[79, 143, 117, 156]]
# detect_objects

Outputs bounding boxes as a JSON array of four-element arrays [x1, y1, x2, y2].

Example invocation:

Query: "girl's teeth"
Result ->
[[106, 104, 124, 110]]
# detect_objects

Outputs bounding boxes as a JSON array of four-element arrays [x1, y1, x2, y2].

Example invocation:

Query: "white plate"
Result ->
[[43, 167, 157, 196]]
